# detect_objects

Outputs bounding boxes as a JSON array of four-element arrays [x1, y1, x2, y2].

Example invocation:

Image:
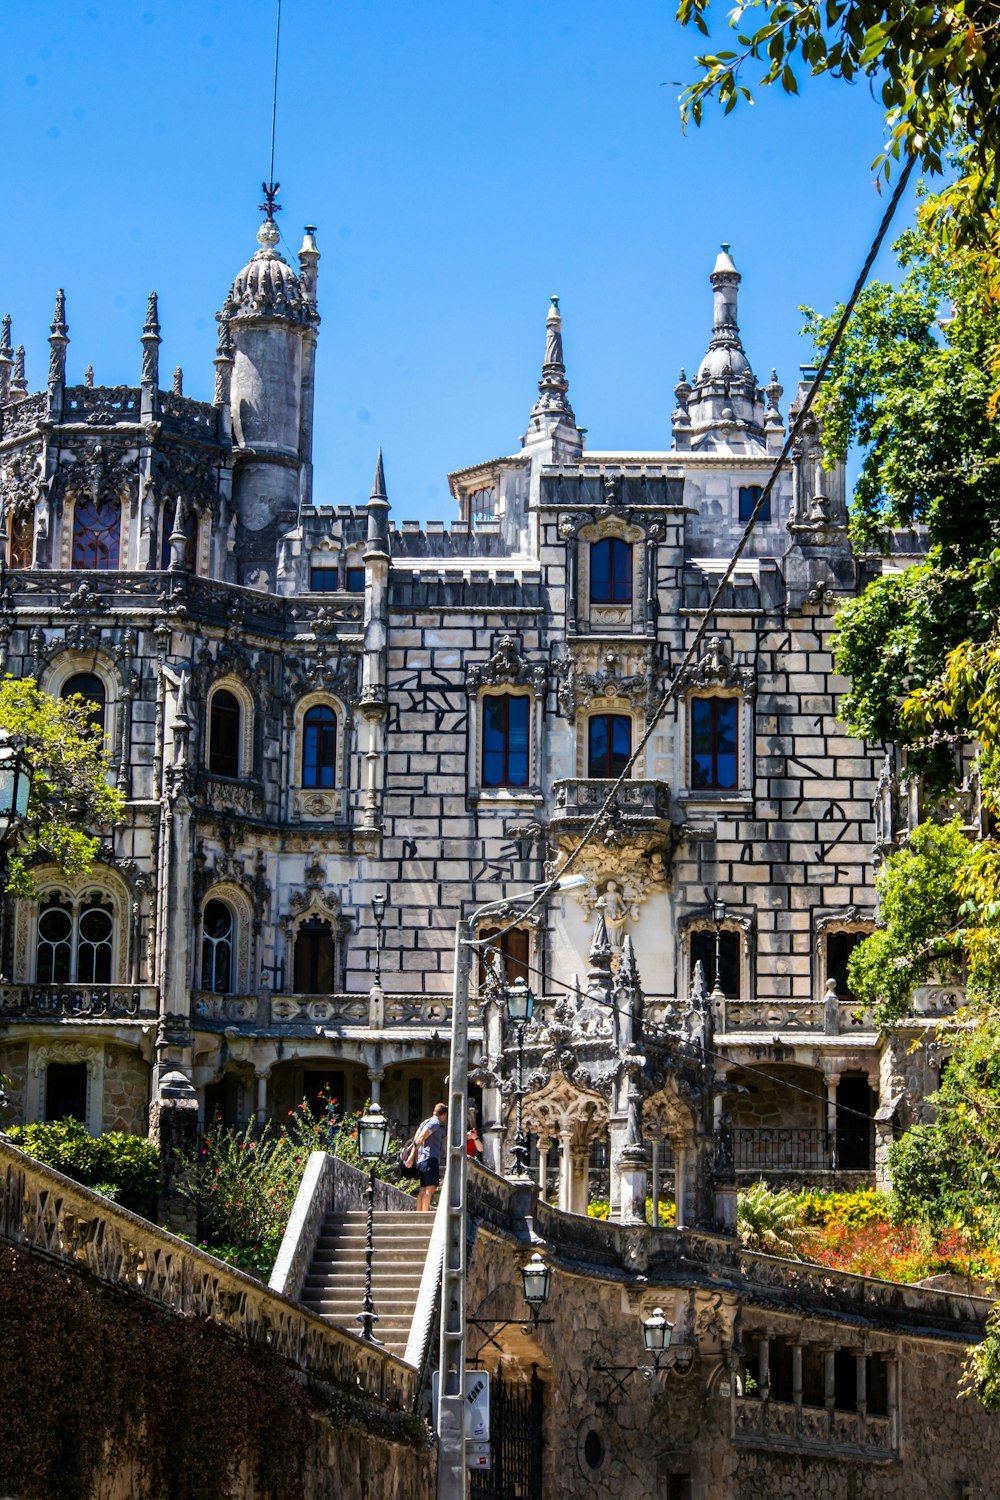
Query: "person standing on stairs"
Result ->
[[415, 1102, 448, 1211]]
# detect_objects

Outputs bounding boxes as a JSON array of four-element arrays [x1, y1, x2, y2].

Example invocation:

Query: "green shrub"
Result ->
[[7, 1119, 159, 1218], [793, 1188, 891, 1230], [888, 1122, 966, 1227]]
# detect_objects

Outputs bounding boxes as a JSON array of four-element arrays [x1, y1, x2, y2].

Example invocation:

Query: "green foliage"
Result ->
[[888, 1123, 968, 1228], [6, 1118, 159, 1219], [0, 1244, 314, 1500], [0, 676, 124, 896], [736, 1181, 809, 1258], [674, 0, 1000, 208], [846, 818, 968, 1024]]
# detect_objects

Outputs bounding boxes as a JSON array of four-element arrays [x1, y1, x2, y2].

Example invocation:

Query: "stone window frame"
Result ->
[[309, 539, 366, 593], [467, 685, 543, 809], [43, 649, 121, 767], [25, 1040, 104, 1135], [15, 868, 130, 985], [196, 883, 254, 996], [813, 908, 874, 1005], [678, 907, 754, 1002], [677, 687, 754, 804], [576, 517, 645, 635], [205, 674, 255, 781], [282, 893, 350, 996], [575, 696, 642, 780], [290, 691, 350, 822]]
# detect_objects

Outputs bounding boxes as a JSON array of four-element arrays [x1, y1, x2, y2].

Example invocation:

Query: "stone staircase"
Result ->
[[301, 1208, 436, 1358]]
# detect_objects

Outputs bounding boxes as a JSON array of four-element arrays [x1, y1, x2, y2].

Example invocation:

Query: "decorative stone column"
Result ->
[[674, 1142, 688, 1230], [824, 1070, 840, 1170], [149, 1067, 199, 1236]]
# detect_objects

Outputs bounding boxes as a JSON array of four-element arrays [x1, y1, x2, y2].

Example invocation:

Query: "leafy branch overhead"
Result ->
[[675, 1, 1000, 200], [0, 676, 124, 895]]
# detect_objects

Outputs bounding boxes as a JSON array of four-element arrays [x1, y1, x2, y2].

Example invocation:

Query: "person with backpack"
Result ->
[[414, 1102, 448, 1211]]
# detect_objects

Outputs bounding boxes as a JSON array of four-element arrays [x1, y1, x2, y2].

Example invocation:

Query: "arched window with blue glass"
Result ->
[[482, 693, 530, 788], [201, 899, 234, 994], [302, 704, 338, 788], [690, 696, 739, 791], [589, 538, 632, 604]]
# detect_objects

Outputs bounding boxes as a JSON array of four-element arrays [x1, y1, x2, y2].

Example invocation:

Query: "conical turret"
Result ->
[[522, 296, 582, 460]]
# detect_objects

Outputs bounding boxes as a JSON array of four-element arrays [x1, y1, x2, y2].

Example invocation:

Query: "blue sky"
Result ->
[[4, 1, 917, 524]]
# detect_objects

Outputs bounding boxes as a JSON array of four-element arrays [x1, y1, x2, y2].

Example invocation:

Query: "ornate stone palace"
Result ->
[[0, 217, 938, 1218]]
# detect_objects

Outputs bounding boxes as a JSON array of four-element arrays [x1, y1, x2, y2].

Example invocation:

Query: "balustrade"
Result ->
[[0, 983, 158, 1021]]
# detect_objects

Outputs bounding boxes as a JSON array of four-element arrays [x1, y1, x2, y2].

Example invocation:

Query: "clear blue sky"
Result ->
[[5, 1, 917, 524]]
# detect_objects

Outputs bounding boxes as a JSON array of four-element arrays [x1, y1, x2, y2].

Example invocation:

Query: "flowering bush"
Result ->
[[792, 1188, 892, 1230]]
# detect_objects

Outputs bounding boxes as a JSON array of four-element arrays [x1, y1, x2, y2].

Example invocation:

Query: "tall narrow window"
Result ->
[[587, 714, 631, 778], [45, 1062, 88, 1123], [159, 506, 197, 571], [590, 538, 632, 603], [826, 931, 863, 1001], [77, 899, 113, 983], [302, 705, 337, 788], [294, 918, 335, 994], [690, 929, 741, 997], [345, 566, 365, 592], [690, 697, 739, 790], [479, 926, 530, 990], [8, 508, 32, 568], [36, 897, 72, 984], [482, 695, 529, 788], [201, 900, 234, 994], [62, 672, 106, 734], [209, 689, 241, 778], [72, 496, 121, 570], [739, 484, 769, 523]]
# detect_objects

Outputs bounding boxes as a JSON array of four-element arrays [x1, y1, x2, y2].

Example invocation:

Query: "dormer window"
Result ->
[[590, 539, 632, 604]]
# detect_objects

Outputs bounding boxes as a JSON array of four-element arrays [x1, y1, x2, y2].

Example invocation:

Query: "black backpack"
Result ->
[[397, 1137, 421, 1179]]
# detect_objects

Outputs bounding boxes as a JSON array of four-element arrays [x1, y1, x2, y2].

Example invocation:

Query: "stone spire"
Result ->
[[530, 296, 576, 425], [47, 289, 69, 390], [586, 909, 613, 1004], [213, 317, 234, 410], [10, 345, 27, 401], [168, 497, 187, 572], [677, 245, 767, 452], [0, 315, 12, 404], [298, 224, 321, 307], [141, 293, 161, 422], [172, 366, 183, 397], [366, 448, 390, 551]]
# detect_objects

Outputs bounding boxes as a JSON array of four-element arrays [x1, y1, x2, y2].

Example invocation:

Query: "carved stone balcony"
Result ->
[[0, 984, 159, 1023], [550, 778, 673, 850], [193, 991, 454, 1033], [733, 1396, 895, 1461]]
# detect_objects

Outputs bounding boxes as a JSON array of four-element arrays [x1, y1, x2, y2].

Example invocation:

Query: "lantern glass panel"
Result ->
[[506, 980, 535, 1024], [357, 1105, 390, 1160], [521, 1253, 551, 1306], [642, 1309, 672, 1353]]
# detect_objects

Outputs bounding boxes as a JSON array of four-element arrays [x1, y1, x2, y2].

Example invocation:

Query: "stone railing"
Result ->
[[1, 391, 48, 440], [550, 777, 671, 829], [62, 385, 141, 423], [159, 391, 219, 439], [721, 999, 825, 1033], [467, 1167, 991, 1341], [0, 1137, 420, 1412], [0, 983, 159, 1021], [734, 1396, 894, 1459]]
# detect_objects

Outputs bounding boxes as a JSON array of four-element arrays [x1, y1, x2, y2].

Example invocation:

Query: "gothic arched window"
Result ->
[[294, 918, 335, 995], [302, 705, 338, 788], [208, 689, 241, 778], [587, 714, 631, 778], [8, 509, 32, 568], [589, 538, 632, 604], [35, 894, 113, 984], [72, 495, 121, 570], [61, 672, 106, 734], [201, 899, 234, 994]]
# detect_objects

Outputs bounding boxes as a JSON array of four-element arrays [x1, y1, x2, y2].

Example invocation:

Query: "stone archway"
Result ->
[[644, 1083, 698, 1229], [522, 1071, 609, 1215]]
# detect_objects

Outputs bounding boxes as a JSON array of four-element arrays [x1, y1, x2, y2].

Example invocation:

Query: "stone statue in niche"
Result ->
[[596, 881, 628, 954]]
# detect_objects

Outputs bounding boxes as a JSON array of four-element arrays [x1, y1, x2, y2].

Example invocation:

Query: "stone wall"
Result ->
[[0, 1041, 28, 1123], [101, 1045, 150, 1134]]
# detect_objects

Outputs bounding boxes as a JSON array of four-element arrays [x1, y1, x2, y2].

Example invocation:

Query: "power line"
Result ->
[[268, 0, 282, 193], [482, 149, 917, 948]]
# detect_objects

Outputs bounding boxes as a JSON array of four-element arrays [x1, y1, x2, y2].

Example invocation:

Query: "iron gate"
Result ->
[[470, 1365, 544, 1500]]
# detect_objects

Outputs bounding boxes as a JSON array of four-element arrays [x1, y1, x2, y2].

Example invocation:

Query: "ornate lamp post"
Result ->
[[642, 1306, 673, 1369], [595, 1306, 692, 1406], [356, 1100, 391, 1343], [371, 892, 387, 987], [505, 976, 534, 1181], [520, 1252, 552, 1325], [711, 896, 727, 992]]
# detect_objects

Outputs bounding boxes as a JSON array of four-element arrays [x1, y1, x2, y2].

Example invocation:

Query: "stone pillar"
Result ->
[[558, 1130, 573, 1213], [149, 1067, 198, 1235], [825, 1070, 840, 1170], [758, 1334, 770, 1401], [537, 1139, 549, 1202], [824, 1346, 837, 1437], [255, 1070, 269, 1121], [887, 1358, 900, 1449], [650, 1138, 661, 1227], [367, 1066, 384, 1105], [855, 1350, 867, 1418], [674, 1143, 688, 1230]]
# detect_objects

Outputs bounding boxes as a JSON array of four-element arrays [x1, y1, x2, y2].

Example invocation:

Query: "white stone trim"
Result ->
[[206, 673, 255, 778], [17, 867, 130, 985]]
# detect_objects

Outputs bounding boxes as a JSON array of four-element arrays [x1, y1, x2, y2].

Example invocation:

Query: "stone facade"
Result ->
[[0, 217, 935, 1214]]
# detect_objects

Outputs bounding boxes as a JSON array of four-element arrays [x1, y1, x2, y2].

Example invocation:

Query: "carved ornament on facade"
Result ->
[[674, 635, 756, 697], [465, 635, 548, 697], [55, 442, 136, 509], [554, 643, 653, 718], [520, 1069, 610, 1144], [0, 446, 42, 522], [32, 1042, 100, 1078], [551, 844, 671, 923]]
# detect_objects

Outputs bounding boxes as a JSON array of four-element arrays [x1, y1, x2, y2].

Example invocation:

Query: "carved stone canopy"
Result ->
[[465, 635, 548, 697], [555, 642, 654, 718], [520, 1070, 609, 1147], [675, 635, 755, 697]]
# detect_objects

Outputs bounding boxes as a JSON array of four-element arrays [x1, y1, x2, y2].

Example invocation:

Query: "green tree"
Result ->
[[0, 676, 124, 895]]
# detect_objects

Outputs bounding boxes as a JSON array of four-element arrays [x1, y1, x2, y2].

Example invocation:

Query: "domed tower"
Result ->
[[673, 244, 766, 454], [219, 215, 320, 587]]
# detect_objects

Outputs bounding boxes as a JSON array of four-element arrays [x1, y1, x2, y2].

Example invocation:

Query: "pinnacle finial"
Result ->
[[85, 364, 94, 388], [51, 289, 67, 335], [144, 292, 160, 337], [11, 344, 27, 397], [0, 315, 11, 362], [172, 366, 183, 397], [530, 293, 576, 427], [690, 959, 708, 1005], [370, 448, 387, 501]]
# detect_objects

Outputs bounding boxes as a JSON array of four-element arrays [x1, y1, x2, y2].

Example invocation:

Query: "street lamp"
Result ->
[[437, 871, 587, 1500], [356, 1100, 391, 1343], [469, 1252, 555, 1359], [711, 896, 727, 993], [505, 977, 535, 1181], [642, 1307, 673, 1367], [371, 892, 387, 987], [595, 1306, 689, 1406]]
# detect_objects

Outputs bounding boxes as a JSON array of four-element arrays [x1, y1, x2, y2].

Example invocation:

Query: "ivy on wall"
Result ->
[[0, 1245, 316, 1500]]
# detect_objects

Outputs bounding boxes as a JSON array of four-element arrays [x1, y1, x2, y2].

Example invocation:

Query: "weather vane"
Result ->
[[259, 181, 282, 221]]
